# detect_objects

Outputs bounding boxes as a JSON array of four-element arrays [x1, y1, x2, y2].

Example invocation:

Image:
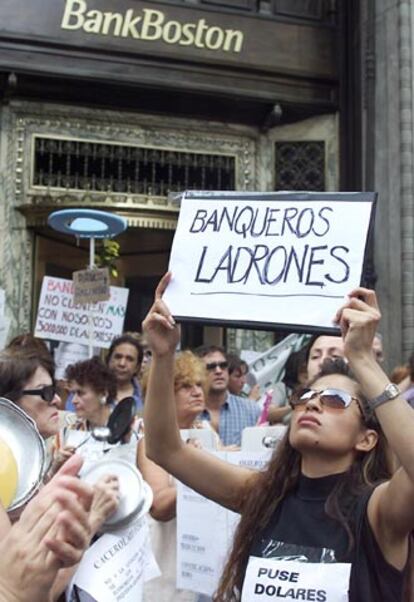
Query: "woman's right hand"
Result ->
[[142, 272, 180, 357], [88, 475, 120, 535]]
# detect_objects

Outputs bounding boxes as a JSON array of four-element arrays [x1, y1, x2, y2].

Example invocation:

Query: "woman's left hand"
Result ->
[[334, 287, 381, 361]]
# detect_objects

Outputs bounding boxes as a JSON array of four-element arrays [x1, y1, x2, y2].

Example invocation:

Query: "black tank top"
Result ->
[[249, 473, 406, 601]]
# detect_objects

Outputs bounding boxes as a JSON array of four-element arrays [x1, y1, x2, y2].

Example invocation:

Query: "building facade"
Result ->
[[3, 0, 400, 360]]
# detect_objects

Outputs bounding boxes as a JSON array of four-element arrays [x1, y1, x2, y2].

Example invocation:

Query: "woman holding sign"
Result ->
[[142, 273, 412, 601]]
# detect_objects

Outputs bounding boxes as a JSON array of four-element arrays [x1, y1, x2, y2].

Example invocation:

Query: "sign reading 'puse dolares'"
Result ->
[[163, 192, 376, 333]]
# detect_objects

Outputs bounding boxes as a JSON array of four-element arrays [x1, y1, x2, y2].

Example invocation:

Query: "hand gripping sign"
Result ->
[[163, 191, 377, 334]]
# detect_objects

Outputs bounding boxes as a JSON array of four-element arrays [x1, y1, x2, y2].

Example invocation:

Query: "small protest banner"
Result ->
[[163, 191, 376, 333], [34, 276, 129, 349], [241, 556, 351, 602], [73, 267, 110, 305]]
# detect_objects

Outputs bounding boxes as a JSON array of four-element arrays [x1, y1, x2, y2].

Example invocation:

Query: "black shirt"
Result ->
[[249, 473, 405, 601]]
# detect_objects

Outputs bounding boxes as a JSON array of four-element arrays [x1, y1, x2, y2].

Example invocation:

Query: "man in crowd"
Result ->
[[227, 353, 249, 397], [195, 345, 261, 446], [106, 333, 144, 411]]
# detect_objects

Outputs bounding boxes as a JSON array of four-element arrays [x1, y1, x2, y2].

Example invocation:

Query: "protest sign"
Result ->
[[176, 449, 272, 596], [73, 267, 111, 305], [247, 333, 310, 391], [67, 516, 160, 602], [241, 556, 351, 602], [34, 276, 129, 349], [163, 191, 376, 333], [54, 342, 100, 379]]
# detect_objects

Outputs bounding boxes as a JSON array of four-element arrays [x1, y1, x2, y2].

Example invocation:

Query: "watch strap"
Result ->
[[368, 383, 400, 412]]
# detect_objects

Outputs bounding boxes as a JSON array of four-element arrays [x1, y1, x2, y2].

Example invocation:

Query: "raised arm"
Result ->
[[137, 438, 177, 521], [337, 288, 414, 567], [142, 273, 256, 512]]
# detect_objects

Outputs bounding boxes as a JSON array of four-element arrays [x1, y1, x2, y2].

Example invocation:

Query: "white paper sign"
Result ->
[[67, 516, 160, 602], [176, 450, 272, 596], [242, 556, 351, 602], [34, 276, 129, 348], [164, 192, 375, 331], [54, 342, 99, 380]]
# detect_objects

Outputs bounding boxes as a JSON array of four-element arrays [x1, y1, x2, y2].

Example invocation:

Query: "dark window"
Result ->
[[272, 0, 324, 21], [200, 0, 257, 11], [274, 140, 325, 191], [33, 137, 236, 196]]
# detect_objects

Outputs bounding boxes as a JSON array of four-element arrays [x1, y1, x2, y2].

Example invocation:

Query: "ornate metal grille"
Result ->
[[32, 137, 236, 196], [274, 141, 325, 191]]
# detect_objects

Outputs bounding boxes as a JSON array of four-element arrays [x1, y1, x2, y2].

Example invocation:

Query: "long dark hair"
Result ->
[[215, 367, 391, 601]]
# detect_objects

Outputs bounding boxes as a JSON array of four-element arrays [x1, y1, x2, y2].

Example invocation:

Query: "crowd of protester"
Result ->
[[0, 275, 413, 601]]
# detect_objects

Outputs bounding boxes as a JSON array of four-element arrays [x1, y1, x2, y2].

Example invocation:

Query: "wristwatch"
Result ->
[[368, 383, 400, 412]]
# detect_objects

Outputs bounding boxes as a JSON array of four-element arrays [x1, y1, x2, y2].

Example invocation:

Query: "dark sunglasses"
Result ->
[[22, 384, 57, 404], [206, 361, 228, 372], [290, 388, 360, 412]]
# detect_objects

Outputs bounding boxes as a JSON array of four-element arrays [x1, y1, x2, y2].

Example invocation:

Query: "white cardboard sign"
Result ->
[[67, 516, 160, 602], [164, 192, 376, 332], [242, 556, 351, 602], [176, 450, 272, 596], [34, 276, 129, 349]]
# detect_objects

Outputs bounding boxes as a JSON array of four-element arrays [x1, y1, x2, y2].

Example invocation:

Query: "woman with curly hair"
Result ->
[[64, 356, 117, 432], [142, 274, 413, 602]]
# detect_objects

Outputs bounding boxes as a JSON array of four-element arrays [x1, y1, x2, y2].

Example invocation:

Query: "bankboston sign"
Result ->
[[61, 0, 244, 53], [0, 0, 335, 91]]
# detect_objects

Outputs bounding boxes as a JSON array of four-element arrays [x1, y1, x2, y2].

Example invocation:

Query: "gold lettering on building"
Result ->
[[61, 0, 244, 53]]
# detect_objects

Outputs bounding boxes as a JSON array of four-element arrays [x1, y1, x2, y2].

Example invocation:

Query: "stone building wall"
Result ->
[[365, 0, 414, 365]]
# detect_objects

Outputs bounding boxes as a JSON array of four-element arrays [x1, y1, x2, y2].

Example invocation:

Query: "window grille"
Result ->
[[274, 140, 325, 191], [32, 137, 236, 196]]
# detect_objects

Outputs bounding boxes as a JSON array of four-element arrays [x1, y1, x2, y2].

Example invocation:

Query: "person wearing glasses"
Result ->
[[0, 350, 121, 599], [142, 274, 413, 601], [193, 345, 261, 446], [0, 349, 62, 442]]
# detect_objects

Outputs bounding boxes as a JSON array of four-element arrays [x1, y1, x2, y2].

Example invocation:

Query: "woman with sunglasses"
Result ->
[[0, 349, 121, 600], [0, 349, 62, 441], [142, 274, 413, 601]]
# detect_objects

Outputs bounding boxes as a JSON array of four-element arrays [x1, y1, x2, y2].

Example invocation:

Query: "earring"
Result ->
[[100, 396, 107, 406]]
